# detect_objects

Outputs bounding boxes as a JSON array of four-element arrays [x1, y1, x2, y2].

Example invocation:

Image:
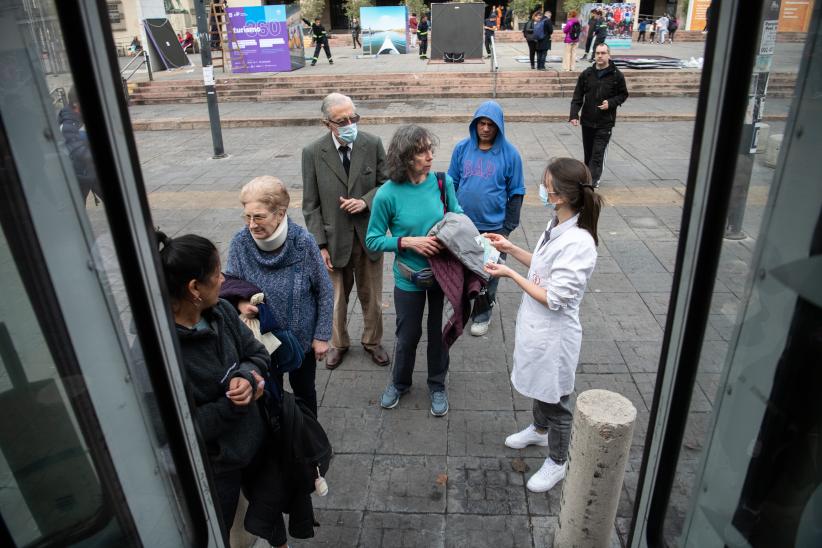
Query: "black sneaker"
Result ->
[[311, 60, 316, 66], [329, 59, 334, 64]]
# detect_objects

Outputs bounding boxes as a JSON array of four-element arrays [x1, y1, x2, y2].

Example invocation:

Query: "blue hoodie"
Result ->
[[447, 101, 526, 232]]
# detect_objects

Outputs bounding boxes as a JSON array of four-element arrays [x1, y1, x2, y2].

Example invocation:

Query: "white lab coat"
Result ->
[[511, 214, 597, 403]]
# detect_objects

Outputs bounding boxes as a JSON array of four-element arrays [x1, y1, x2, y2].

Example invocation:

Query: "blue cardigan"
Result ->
[[226, 221, 333, 353]]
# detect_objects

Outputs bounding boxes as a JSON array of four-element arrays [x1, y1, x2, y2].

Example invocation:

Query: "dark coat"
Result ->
[[302, 130, 387, 268], [175, 299, 269, 473], [570, 61, 629, 129], [429, 251, 485, 351]]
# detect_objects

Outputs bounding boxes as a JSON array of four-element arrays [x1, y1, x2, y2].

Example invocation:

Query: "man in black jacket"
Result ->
[[569, 43, 629, 188], [58, 87, 102, 203]]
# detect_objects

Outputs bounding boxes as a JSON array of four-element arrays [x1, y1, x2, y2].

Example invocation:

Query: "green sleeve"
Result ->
[[366, 188, 399, 252]]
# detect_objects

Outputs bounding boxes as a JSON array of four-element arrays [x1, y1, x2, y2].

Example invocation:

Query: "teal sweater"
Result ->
[[366, 172, 463, 291]]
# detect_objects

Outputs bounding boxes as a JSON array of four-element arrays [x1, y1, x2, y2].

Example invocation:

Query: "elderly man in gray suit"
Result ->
[[302, 93, 389, 370]]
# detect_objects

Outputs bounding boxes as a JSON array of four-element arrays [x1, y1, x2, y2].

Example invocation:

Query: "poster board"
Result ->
[[778, 0, 814, 32], [431, 3, 484, 61], [360, 6, 408, 55], [226, 4, 305, 73], [143, 18, 192, 71], [685, 0, 712, 31], [581, 3, 635, 49]]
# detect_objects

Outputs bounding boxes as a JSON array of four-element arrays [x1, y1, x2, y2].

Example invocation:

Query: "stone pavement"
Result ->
[[134, 119, 778, 547], [127, 97, 793, 129]]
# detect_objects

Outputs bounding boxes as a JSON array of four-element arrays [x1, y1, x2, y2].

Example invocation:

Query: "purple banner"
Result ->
[[227, 6, 294, 73]]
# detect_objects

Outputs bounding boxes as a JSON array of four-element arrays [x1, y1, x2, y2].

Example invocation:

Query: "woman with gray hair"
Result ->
[[365, 125, 463, 417], [226, 176, 334, 416]]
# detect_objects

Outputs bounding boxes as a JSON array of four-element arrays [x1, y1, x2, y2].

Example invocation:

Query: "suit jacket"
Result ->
[[302, 131, 387, 267]]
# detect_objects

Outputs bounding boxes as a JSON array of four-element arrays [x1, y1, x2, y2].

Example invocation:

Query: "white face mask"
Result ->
[[253, 215, 288, 252]]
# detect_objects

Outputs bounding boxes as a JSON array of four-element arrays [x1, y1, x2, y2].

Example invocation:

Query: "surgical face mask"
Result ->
[[539, 184, 556, 214], [337, 123, 358, 144]]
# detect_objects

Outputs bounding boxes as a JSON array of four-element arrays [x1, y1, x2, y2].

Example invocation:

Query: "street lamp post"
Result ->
[[194, 0, 227, 159]]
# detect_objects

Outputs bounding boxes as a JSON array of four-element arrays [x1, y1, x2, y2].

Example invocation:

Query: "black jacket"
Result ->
[[570, 61, 629, 129], [175, 299, 269, 473], [303, 19, 328, 42]]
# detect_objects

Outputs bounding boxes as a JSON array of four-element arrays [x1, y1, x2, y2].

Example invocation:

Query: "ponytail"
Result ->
[[577, 184, 604, 246]]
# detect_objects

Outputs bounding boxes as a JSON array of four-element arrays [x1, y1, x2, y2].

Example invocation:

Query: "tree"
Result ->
[[299, 0, 325, 21], [509, 0, 542, 20], [405, 0, 426, 19], [562, 0, 588, 15], [345, 0, 375, 20]]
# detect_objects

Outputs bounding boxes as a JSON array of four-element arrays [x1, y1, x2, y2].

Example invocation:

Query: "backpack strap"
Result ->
[[435, 171, 447, 216]]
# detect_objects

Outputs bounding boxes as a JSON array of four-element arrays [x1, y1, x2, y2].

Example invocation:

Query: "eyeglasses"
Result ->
[[242, 210, 282, 224], [326, 113, 361, 127]]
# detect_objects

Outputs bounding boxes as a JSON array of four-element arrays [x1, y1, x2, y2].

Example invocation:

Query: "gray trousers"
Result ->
[[533, 395, 574, 463]]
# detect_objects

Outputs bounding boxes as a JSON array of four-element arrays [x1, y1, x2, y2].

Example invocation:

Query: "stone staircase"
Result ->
[[128, 71, 797, 105]]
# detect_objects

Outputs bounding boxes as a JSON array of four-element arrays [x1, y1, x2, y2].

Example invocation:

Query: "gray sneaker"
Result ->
[[380, 384, 404, 409], [430, 390, 449, 417]]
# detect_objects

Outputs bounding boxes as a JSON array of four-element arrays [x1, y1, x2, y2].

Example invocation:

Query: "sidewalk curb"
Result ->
[[131, 113, 789, 131]]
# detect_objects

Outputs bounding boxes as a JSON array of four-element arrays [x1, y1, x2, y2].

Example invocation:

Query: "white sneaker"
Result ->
[[470, 319, 490, 336], [505, 424, 549, 449], [526, 458, 567, 492]]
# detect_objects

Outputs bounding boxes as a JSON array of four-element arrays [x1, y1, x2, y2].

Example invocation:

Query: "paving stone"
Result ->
[[444, 514, 533, 548], [447, 372, 515, 411], [448, 410, 519, 458], [617, 341, 663, 373], [520, 456, 562, 516], [367, 455, 448, 513], [313, 453, 374, 511], [577, 340, 629, 374], [378, 409, 448, 456], [287, 510, 362, 547], [359, 512, 445, 547], [640, 292, 671, 315], [322, 406, 382, 454], [322, 369, 391, 409], [446, 456, 528, 515], [588, 272, 637, 293], [627, 271, 674, 293]]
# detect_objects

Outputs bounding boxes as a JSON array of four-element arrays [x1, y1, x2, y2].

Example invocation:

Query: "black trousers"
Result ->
[[419, 37, 428, 57], [392, 285, 448, 393], [527, 40, 537, 67], [581, 125, 612, 185], [638, 30, 646, 42], [212, 449, 276, 544], [352, 32, 361, 47], [312, 39, 331, 61], [274, 351, 317, 417], [485, 35, 493, 54]]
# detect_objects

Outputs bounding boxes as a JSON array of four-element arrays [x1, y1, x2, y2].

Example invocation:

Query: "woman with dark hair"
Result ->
[[484, 158, 603, 493], [226, 176, 333, 418], [365, 125, 463, 417], [155, 231, 280, 545]]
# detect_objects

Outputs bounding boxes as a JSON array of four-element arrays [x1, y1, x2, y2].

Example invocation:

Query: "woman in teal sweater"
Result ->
[[366, 125, 462, 417]]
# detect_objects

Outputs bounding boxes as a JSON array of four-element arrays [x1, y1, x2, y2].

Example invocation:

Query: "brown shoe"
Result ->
[[364, 344, 390, 367], [325, 347, 348, 370]]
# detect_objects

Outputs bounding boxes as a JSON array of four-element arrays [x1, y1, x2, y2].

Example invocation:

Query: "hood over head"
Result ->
[[469, 100, 506, 150]]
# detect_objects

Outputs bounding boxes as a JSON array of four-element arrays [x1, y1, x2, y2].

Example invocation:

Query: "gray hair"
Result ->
[[239, 176, 290, 211], [385, 125, 439, 183], [321, 93, 355, 119]]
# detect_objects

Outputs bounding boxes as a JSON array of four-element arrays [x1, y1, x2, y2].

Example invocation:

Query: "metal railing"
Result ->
[[119, 50, 152, 102], [489, 35, 500, 98]]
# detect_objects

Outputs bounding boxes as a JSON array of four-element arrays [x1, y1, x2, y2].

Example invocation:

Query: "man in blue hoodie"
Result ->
[[448, 101, 525, 336]]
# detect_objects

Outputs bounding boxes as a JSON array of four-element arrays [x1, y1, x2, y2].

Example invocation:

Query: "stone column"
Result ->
[[554, 389, 637, 548]]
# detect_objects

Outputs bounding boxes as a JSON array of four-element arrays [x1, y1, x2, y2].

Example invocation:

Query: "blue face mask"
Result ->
[[539, 184, 556, 213], [337, 123, 358, 144]]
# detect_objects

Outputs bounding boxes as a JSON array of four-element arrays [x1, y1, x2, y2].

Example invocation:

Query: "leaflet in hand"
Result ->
[[476, 235, 501, 264]]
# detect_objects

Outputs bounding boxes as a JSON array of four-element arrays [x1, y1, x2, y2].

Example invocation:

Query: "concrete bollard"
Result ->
[[554, 389, 637, 548], [765, 134, 783, 167], [756, 123, 770, 153]]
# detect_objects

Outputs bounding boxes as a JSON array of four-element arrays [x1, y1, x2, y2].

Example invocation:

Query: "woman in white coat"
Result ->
[[484, 158, 603, 493]]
